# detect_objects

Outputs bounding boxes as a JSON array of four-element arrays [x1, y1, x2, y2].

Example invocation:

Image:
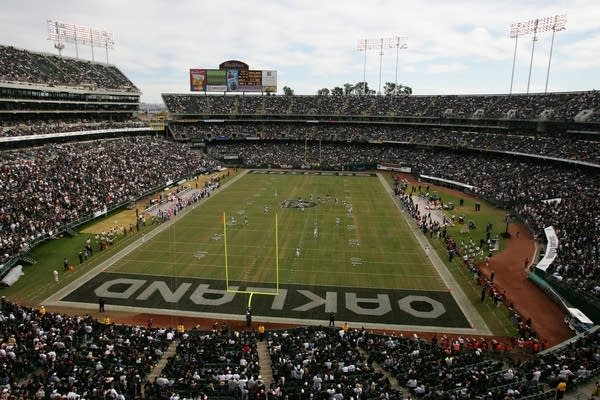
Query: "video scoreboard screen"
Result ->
[[190, 62, 277, 93]]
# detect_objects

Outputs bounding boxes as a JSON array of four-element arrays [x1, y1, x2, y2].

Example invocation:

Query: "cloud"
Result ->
[[426, 62, 468, 74], [2, 0, 600, 101]]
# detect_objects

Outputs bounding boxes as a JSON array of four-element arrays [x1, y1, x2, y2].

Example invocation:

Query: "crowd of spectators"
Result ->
[[207, 141, 600, 302], [0, 45, 137, 92], [169, 123, 267, 141], [268, 325, 400, 399], [150, 324, 262, 399], [0, 135, 218, 265], [0, 297, 171, 399], [177, 123, 600, 164], [162, 91, 600, 121], [361, 324, 600, 399], [1, 297, 598, 399], [0, 118, 149, 138]]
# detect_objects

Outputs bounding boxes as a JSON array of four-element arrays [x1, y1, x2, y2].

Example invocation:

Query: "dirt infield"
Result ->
[[479, 222, 572, 345]]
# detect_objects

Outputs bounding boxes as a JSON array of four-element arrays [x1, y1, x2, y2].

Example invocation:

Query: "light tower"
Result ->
[[509, 14, 566, 94], [358, 36, 405, 95], [47, 20, 115, 64], [393, 36, 408, 89], [544, 15, 567, 93]]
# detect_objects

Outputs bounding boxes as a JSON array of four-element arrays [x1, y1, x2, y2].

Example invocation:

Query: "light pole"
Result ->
[[47, 20, 115, 64], [545, 15, 567, 93], [393, 36, 408, 89], [509, 15, 566, 94], [358, 36, 403, 95]]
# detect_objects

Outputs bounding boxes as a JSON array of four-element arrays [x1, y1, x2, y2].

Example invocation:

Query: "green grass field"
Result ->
[[3, 169, 518, 335], [108, 171, 443, 292]]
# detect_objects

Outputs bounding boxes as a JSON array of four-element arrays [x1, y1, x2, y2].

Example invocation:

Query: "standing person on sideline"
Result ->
[[246, 307, 252, 327], [329, 312, 335, 328], [63, 257, 69, 271], [53, 270, 59, 282], [98, 298, 105, 313]]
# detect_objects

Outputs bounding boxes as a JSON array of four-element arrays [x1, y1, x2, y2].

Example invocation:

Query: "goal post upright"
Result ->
[[223, 211, 229, 291], [223, 211, 280, 308], [276, 213, 279, 294]]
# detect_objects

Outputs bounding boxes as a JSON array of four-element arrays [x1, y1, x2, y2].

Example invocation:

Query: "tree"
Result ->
[[384, 82, 397, 96], [399, 85, 413, 95], [317, 88, 330, 96], [343, 83, 354, 96], [355, 82, 375, 95], [282, 86, 294, 96], [331, 86, 344, 96], [384, 82, 413, 95], [355, 82, 365, 95]]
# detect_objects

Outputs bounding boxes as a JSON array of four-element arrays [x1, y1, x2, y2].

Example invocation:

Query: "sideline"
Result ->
[[377, 173, 491, 336], [42, 170, 249, 306]]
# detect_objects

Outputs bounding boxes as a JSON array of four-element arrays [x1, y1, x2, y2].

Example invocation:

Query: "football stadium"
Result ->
[[1, 7, 600, 400]]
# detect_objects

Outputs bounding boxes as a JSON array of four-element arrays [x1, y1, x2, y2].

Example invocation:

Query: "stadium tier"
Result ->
[[0, 44, 146, 137], [161, 92, 600, 121]]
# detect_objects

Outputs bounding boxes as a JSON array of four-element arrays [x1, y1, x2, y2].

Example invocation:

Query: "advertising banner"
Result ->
[[206, 69, 226, 92], [535, 226, 558, 272], [189, 69, 206, 92], [262, 70, 277, 92], [226, 69, 239, 92]]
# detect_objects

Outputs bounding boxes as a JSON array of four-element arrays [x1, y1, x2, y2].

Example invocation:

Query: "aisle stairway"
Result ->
[[143, 339, 180, 396], [256, 340, 273, 386]]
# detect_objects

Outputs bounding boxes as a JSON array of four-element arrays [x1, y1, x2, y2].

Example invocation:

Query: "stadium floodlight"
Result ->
[[544, 15, 567, 93], [358, 36, 405, 95], [47, 20, 115, 64], [393, 37, 408, 89], [508, 14, 566, 94]]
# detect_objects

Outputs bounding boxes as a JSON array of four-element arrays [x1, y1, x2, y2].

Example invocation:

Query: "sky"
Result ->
[[2, 0, 600, 103]]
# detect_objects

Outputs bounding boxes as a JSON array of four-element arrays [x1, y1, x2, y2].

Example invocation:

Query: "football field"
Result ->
[[52, 170, 487, 333]]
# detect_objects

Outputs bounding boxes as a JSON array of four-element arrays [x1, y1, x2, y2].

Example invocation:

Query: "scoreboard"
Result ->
[[238, 70, 263, 92], [190, 60, 277, 93]]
